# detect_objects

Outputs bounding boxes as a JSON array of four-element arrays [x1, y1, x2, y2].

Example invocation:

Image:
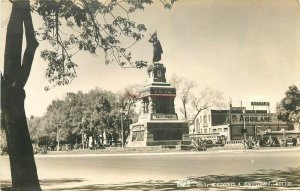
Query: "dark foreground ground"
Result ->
[[1, 148, 300, 190]]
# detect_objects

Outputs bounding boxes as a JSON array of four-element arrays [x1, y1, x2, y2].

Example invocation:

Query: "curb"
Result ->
[[1, 148, 299, 158], [31, 147, 300, 158]]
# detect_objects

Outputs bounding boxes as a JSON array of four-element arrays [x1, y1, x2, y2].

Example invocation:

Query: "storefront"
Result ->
[[192, 107, 291, 141], [229, 112, 290, 140]]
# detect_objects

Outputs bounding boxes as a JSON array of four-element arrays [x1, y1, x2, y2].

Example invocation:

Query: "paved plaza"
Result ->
[[1, 149, 300, 190]]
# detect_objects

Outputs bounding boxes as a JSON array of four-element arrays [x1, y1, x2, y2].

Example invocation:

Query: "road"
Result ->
[[1, 150, 300, 190]]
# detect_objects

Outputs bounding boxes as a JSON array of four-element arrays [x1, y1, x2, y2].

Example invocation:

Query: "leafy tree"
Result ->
[[29, 88, 139, 148], [117, 84, 141, 142], [64, 92, 85, 144], [1, 0, 176, 189], [43, 99, 69, 150], [277, 85, 300, 123], [27, 116, 44, 144]]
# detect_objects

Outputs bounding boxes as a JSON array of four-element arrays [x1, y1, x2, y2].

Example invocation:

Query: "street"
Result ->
[[1, 149, 300, 190]]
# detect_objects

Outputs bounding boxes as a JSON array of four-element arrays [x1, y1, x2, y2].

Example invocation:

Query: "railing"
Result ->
[[226, 140, 243, 144]]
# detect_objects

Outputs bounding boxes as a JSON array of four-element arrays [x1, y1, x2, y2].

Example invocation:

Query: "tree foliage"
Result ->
[[30, 0, 177, 90], [276, 85, 300, 122], [27, 87, 139, 146]]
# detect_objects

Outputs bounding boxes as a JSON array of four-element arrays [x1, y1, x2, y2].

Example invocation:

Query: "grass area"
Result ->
[[45, 146, 184, 155], [42, 145, 300, 155]]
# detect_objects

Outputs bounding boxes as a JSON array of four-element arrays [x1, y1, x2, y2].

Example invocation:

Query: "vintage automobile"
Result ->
[[203, 139, 214, 147], [259, 136, 280, 147], [286, 137, 297, 146]]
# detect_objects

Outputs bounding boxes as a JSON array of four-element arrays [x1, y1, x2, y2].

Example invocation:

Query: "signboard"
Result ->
[[152, 114, 178, 120], [139, 114, 150, 121], [230, 107, 246, 111], [251, 102, 270, 106], [131, 125, 145, 131], [231, 113, 278, 124]]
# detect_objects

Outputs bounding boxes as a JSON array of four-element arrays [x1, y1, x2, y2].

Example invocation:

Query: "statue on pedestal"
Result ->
[[149, 32, 163, 63]]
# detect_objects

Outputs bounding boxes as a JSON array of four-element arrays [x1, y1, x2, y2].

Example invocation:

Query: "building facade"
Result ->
[[192, 109, 230, 141], [192, 106, 291, 141]]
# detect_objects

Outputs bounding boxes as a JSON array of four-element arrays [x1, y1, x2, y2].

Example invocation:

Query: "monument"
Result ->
[[126, 33, 190, 147]]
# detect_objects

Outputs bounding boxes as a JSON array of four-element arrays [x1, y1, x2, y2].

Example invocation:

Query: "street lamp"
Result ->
[[57, 123, 60, 151], [242, 108, 247, 150], [120, 108, 125, 149]]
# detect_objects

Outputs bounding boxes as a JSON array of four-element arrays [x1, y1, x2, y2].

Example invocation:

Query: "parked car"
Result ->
[[215, 139, 225, 147], [203, 139, 214, 147], [286, 137, 295, 146], [259, 136, 280, 147]]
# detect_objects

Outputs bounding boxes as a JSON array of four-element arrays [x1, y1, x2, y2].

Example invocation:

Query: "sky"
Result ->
[[1, 0, 300, 117]]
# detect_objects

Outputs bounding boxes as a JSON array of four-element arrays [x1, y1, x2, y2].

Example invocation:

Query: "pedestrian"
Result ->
[[88, 136, 93, 149]]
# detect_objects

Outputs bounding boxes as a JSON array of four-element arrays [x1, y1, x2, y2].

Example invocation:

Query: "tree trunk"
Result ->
[[182, 100, 188, 121], [2, 86, 41, 191], [1, 0, 41, 190]]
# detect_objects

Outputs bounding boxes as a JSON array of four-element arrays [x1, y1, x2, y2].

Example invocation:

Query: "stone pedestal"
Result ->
[[126, 63, 189, 147]]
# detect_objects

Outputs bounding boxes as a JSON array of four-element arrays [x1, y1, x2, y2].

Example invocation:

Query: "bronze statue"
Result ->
[[149, 32, 163, 63]]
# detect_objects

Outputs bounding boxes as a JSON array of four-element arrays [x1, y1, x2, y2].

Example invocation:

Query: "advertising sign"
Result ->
[[231, 113, 278, 124], [251, 102, 270, 106], [131, 125, 145, 131], [230, 107, 246, 111]]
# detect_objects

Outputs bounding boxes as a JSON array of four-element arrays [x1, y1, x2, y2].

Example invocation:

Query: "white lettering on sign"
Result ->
[[251, 102, 270, 106], [231, 113, 278, 124], [139, 114, 149, 120], [152, 114, 177, 120], [231, 107, 246, 111], [132, 125, 144, 131]]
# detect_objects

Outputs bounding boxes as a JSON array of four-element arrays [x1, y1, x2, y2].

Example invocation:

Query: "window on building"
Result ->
[[204, 115, 207, 123], [208, 115, 210, 122], [213, 129, 217, 133], [196, 119, 200, 133], [204, 129, 207, 133], [218, 128, 222, 132], [224, 128, 228, 132], [232, 115, 237, 123], [200, 116, 202, 123]]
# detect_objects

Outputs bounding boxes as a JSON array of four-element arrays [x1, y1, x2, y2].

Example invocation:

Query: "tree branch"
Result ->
[[19, 0, 39, 88], [3, 0, 24, 87]]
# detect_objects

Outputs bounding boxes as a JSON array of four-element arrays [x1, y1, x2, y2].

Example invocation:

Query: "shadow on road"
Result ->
[[1, 168, 299, 190], [0, 178, 84, 191]]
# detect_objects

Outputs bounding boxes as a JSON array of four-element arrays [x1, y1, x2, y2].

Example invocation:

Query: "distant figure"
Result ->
[[149, 32, 163, 63], [88, 136, 93, 149]]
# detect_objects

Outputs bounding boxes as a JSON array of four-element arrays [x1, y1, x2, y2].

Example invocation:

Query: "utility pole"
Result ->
[[242, 108, 247, 150], [57, 124, 60, 151], [120, 108, 125, 149]]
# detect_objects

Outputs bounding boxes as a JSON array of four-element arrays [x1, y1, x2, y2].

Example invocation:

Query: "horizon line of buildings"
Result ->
[[190, 103, 300, 142]]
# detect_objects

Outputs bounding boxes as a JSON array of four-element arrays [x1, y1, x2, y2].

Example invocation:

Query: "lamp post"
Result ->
[[242, 108, 247, 150], [120, 108, 125, 149], [57, 123, 60, 151]]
